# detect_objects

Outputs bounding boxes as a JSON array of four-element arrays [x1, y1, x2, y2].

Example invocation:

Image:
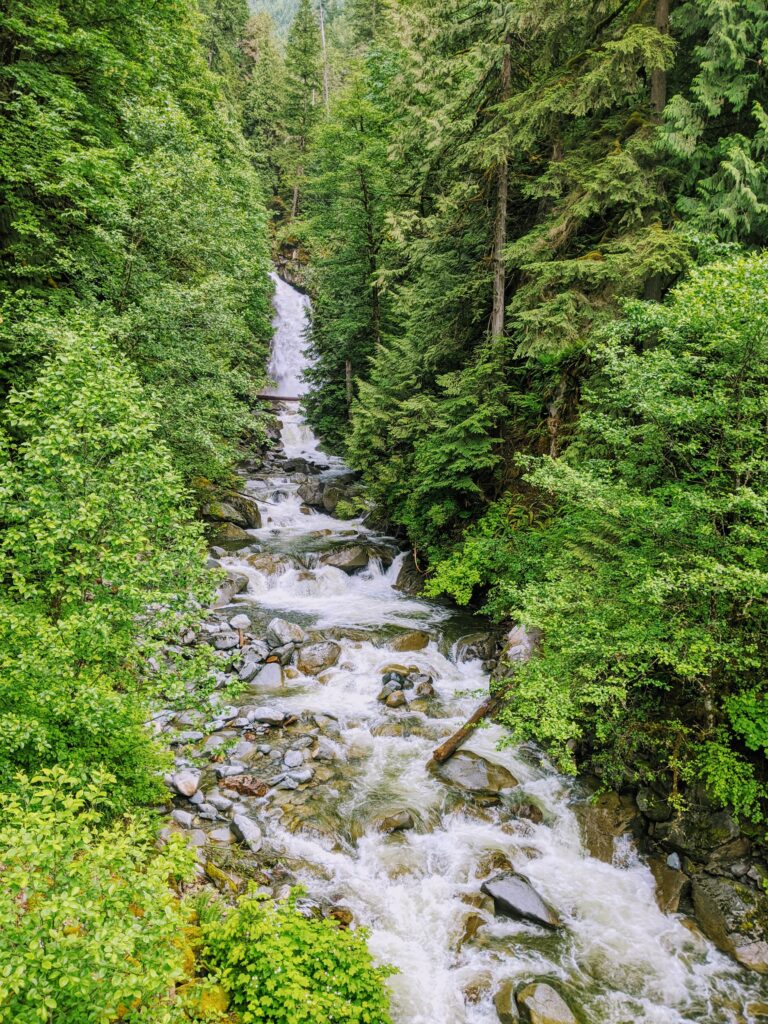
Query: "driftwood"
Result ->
[[430, 689, 509, 765], [429, 624, 541, 766]]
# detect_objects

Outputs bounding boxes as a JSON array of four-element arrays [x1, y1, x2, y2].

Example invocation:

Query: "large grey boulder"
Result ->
[[515, 982, 578, 1024], [319, 545, 369, 572], [297, 641, 341, 675], [203, 491, 262, 529], [169, 770, 200, 798], [297, 478, 324, 507], [266, 617, 306, 648], [481, 873, 561, 929], [232, 814, 263, 854], [214, 571, 249, 608], [692, 874, 768, 973], [434, 751, 517, 796], [393, 551, 424, 595]]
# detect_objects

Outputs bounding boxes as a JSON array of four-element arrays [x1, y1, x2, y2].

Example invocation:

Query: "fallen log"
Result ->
[[429, 624, 541, 766], [429, 689, 509, 765]]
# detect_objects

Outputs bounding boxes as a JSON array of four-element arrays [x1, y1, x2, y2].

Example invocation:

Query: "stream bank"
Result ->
[[157, 275, 768, 1024]]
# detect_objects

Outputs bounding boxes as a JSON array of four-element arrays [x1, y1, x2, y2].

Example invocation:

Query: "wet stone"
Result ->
[[515, 982, 578, 1024], [231, 814, 263, 853], [434, 751, 518, 796], [169, 770, 200, 798], [208, 827, 235, 844], [171, 809, 195, 829], [481, 872, 561, 929]]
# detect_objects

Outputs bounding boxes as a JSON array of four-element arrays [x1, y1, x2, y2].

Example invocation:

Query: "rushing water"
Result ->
[[218, 275, 767, 1023]]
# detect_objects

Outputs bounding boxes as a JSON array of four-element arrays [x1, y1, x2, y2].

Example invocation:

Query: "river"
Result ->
[[206, 273, 766, 1023]]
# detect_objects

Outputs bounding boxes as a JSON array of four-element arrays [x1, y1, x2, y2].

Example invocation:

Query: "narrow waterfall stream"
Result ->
[[207, 276, 766, 1024]]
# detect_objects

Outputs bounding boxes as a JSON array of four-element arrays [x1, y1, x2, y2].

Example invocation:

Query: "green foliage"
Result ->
[[0, 767, 195, 1024], [0, 329, 210, 806], [481, 253, 768, 819], [202, 890, 394, 1023], [283, 0, 323, 217]]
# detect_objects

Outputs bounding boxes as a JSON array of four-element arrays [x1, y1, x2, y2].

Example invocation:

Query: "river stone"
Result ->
[[266, 617, 306, 648], [390, 630, 430, 652], [214, 632, 239, 651], [434, 751, 518, 795], [493, 980, 520, 1022], [214, 571, 249, 607], [246, 705, 286, 725], [208, 827, 235, 845], [247, 661, 283, 689], [481, 873, 561, 929], [385, 690, 407, 708], [648, 856, 688, 914], [692, 874, 768, 972], [284, 749, 304, 769], [232, 814, 263, 854], [171, 809, 195, 829], [297, 641, 341, 675], [211, 522, 251, 543], [247, 552, 289, 575], [515, 982, 577, 1024], [574, 790, 637, 864], [377, 682, 400, 701], [322, 484, 344, 514], [375, 810, 414, 833], [319, 545, 369, 572], [229, 613, 251, 630], [454, 631, 497, 663], [393, 551, 423, 595], [169, 770, 200, 798], [297, 478, 324, 507]]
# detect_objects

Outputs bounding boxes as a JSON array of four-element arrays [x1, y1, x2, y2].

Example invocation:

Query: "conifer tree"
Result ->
[[283, 0, 323, 218]]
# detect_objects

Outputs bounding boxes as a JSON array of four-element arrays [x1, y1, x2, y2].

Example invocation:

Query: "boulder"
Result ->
[[375, 811, 414, 833], [574, 791, 638, 864], [229, 613, 251, 630], [224, 775, 268, 797], [247, 552, 290, 575], [232, 814, 263, 854], [319, 545, 369, 572], [393, 552, 424, 595], [266, 617, 307, 648], [664, 806, 740, 860], [246, 705, 287, 725], [209, 522, 251, 544], [203, 491, 262, 530], [385, 690, 407, 708], [481, 873, 561, 929], [515, 983, 578, 1024], [322, 484, 344, 514], [434, 751, 518, 796], [692, 874, 768, 973], [246, 661, 284, 689], [297, 478, 324, 507], [297, 641, 341, 675], [390, 630, 430, 652], [493, 980, 520, 1023], [648, 856, 688, 914], [214, 571, 249, 607], [208, 827, 235, 845], [454, 631, 498, 663], [169, 770, 200, 798], [636, 786, 671, 822]]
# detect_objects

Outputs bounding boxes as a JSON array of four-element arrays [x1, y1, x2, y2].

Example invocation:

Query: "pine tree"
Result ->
[[242, 13, 287, 203], [283, 0, 323, 218]]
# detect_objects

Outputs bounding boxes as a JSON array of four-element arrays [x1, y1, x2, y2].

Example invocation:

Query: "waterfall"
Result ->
[[263, 271, 312, 399]]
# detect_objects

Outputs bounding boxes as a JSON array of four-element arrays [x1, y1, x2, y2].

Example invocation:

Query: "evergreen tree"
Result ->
[[283, 0, 323, 218], [242, 14, 287, 205]]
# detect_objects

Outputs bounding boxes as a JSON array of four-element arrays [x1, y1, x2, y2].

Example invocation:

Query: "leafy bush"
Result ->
[[0, 768, 195, 1024], [0, 329, 211, 806], [202, 891, 394, 1024]]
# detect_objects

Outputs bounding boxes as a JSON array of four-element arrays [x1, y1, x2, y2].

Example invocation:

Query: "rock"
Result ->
[[636, 786, 671, 822], [213, 631, 239, 650], [454, 632, 497, 663], [224, 775, 268, 797], [574, 791, 638, 864], [205, 860, 244, 894], [289, 767, 314, 784], [390, 630, 430, 652], [322, 484, 344, 514], [375, 810, 414, 833], [247, 661, 284, 689], [297, 478, 324, 507], [208, 827, 235, 844], [459, 912, 486, 948], [238, 660, 261, 683], [214, 571, 249, 607], [377, 682, 400, 702], [270, 641, 296, 665], [648, 856, 688, 914], [313, 737, 339, 761], [515, 982, 578, 1024], [393, 552, 424, 595], [210, 522, 251, 543], [481, 873, 561, 929], [664, 805, 740, 859], [208, 794, 233, 812], [202, 488, 262, 529], [385, 690, 407, 708], [266, 617, 307, 648], [169, 770, 200, 798], [297, 641, 341, 675], [692, 874, 768, 973], [232, 814, 263, 854], [229, 613, 251, 630], [328, 906, 353, 928], [493, 980, 520, 1023], [171, 809, 195, 829], [247, 552, 289, 575], [434, 751, 518, 796], [415, 680, 435, 697], [284, 749, 304, 769], [246, 706, 287, 725], [319, 545, 369, 572]]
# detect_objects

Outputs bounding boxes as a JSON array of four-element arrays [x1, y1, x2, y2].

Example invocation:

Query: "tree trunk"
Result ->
[[430, 691, 508, 765], [345, 360, 353, 410], [291, 178, 301, 219], [490, 34, 512, 340], [318, 0, 330, 111], [650, 0, 670, 118]]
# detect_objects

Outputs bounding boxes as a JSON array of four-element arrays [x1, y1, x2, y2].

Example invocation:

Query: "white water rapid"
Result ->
[[217, 275, 767, 1023]]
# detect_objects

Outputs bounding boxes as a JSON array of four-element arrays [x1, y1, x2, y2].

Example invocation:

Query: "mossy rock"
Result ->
[[178, 980, 230, 1019]]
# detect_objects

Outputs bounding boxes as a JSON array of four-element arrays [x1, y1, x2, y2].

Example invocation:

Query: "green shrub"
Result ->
[[0, 329, 211, 806], [0, 768, 195, 1024], [202, 891, 394, 1024]]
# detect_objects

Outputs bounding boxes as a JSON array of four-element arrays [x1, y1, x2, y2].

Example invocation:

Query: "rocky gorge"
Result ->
[[155, 275, 768, 1024]]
